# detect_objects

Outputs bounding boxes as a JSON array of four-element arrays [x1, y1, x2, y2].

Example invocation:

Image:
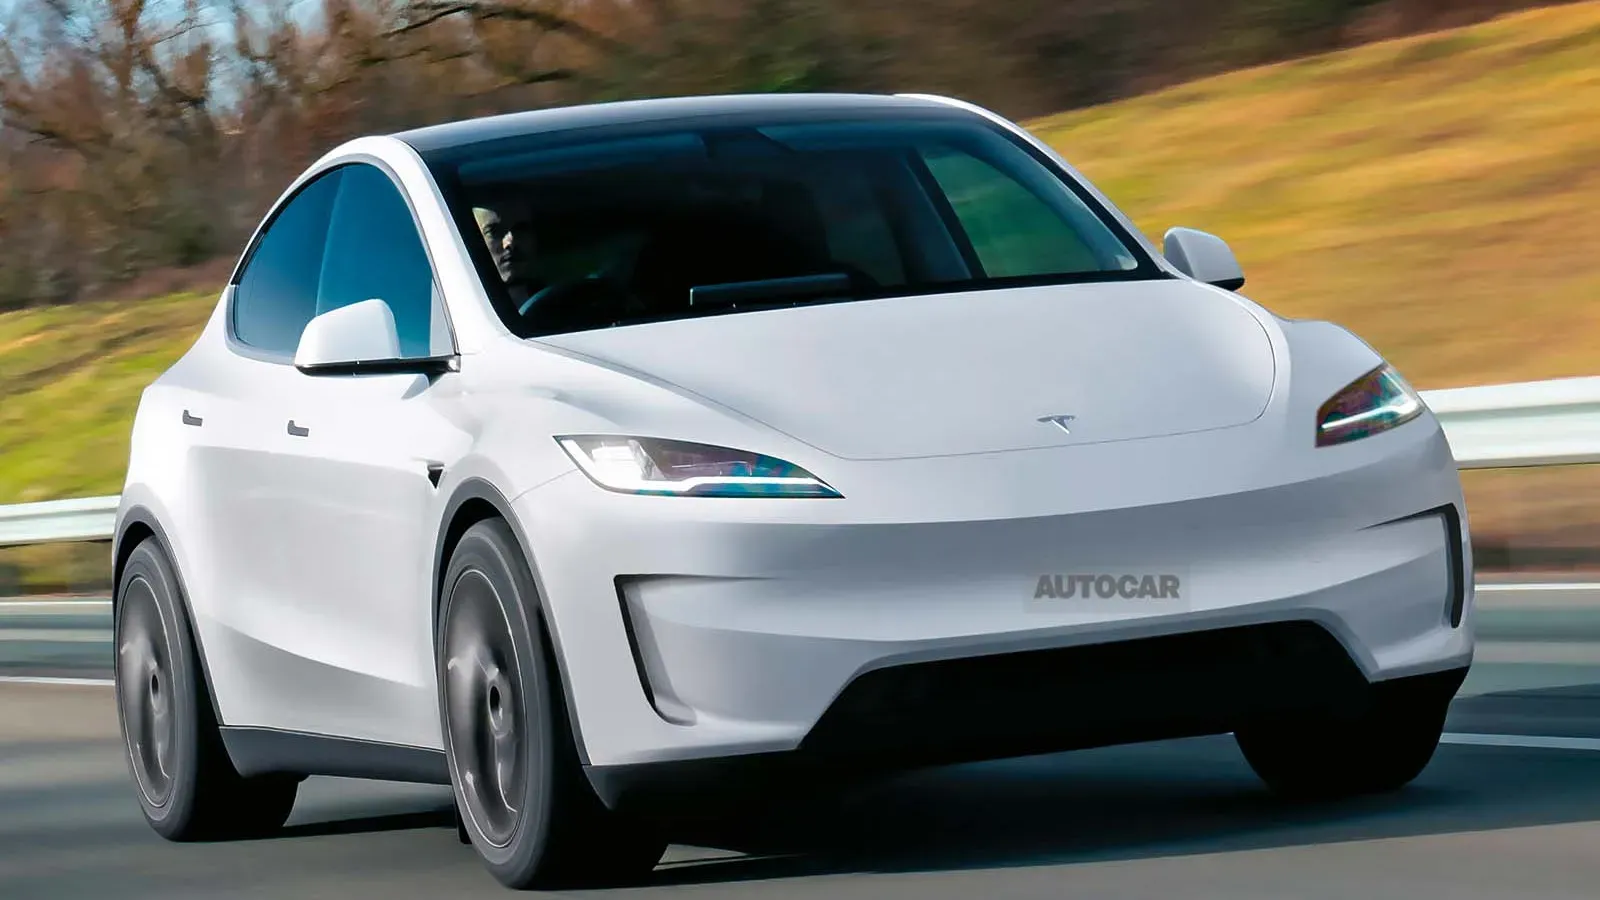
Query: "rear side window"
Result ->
[[232, 170, 342, 355], [318, 164, 446, 359]]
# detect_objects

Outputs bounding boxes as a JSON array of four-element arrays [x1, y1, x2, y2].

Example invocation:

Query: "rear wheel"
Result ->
[[439, 518, 666, 890], [115, 538, 299, 840], [1235, 675, 1456, 799]]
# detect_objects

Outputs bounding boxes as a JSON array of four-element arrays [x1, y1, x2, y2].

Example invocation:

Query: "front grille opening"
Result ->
[[802, 621, 1368, 766]]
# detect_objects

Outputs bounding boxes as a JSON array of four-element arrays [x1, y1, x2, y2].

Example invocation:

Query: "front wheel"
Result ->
[[438, 519, 665, 889], [1235, 674, 1457, 799]]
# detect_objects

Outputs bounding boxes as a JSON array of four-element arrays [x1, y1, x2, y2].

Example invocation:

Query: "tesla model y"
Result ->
[[110, 93, 1474, 889]]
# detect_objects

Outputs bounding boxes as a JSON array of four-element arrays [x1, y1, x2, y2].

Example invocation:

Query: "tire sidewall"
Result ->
[[437, 520, 559, 883], [114, 539, 205, 837]]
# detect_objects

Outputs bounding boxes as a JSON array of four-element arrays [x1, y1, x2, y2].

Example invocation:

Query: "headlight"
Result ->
[[1316, 363, 1424, 447], [556, 435, 842, 498]]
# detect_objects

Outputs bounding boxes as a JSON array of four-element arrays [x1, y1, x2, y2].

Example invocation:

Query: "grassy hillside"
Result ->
[[2, 1, 1599, 506], [1037, 2, 1600, 388], [0, 294, 216, 504]]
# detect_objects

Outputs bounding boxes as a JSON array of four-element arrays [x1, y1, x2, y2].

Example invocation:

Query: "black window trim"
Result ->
[[225, 154, 459, 366], [902, 150, 989, 279]]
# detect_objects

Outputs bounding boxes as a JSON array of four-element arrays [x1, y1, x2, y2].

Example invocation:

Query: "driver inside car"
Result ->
[[473, 202, 546, 308]]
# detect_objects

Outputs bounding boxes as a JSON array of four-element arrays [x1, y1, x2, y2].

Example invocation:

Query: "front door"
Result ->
[[202, 162, 465, 748]]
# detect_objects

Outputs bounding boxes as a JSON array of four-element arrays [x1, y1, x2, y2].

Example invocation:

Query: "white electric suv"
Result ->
[[111, 93, 1474, 889]]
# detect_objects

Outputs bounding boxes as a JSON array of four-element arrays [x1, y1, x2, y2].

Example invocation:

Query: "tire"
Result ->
[[1234, 675, 1454, 800], [114, 537, 299, 841], [438, 518, 666, 890]]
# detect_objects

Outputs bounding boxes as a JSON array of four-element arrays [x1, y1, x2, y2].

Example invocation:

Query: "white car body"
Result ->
[[113, 94, 1473, 815]]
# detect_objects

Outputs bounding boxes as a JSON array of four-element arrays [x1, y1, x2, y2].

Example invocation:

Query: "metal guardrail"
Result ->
[[1423, 375, 1600, 470], [3, 374, 1600, 548], [0, 496, 119, 549]]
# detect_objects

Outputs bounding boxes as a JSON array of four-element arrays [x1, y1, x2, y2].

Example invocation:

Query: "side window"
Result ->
[[921, 147, 1102, 279], [318, 164, 450, 359], [232, 170, 342, 356]]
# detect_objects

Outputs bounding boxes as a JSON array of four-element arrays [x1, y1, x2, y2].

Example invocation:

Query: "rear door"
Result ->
[[192, 169, 347, 732]]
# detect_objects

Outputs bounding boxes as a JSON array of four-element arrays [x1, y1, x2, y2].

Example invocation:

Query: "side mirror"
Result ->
[[294, 298, 456, 376], [1163, 227, 1245, 292]]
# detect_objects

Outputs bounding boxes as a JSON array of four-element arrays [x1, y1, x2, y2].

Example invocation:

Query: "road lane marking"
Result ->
[[1442, 732, 1600, 752]]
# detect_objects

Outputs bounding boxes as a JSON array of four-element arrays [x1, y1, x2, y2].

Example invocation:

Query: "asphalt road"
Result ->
[[4, 586, 1600, 899]]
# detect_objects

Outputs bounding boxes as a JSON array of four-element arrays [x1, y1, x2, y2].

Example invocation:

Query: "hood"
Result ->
[[537, 279, 1277, 460]]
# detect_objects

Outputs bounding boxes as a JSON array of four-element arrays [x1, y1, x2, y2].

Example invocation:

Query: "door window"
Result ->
[[318, 164, 451, 359]]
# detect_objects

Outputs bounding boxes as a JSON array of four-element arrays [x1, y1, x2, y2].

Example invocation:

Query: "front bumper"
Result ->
[[585, 649, 1470, 814], [513, 418, 1474, 773]]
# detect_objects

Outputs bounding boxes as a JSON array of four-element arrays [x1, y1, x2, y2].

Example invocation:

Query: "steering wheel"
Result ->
[[517, 276, 631, 330]]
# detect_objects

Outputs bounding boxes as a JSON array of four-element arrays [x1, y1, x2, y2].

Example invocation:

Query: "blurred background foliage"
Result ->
[[0, 0, 1570, 311]]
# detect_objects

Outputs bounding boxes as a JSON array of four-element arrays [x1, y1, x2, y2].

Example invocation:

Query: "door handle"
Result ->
[[181, 410, 203, 427], [287, 420, 310, 438]]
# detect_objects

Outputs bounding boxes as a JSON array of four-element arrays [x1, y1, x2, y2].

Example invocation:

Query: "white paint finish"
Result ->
[[1163, 227, 1246, 288], [541, 280, 1277, 460], [172, 350, 319, 733], [93, 98, 1478, 771], [293, 299, 402, 368], [515, 418, 1474, 765], [217, 367, 467, 745]]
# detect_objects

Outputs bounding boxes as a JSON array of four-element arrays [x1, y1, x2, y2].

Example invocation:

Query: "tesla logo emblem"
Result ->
[[1037, 414, 1076, 433]]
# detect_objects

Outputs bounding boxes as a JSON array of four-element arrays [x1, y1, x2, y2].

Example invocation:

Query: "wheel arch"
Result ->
[[112, 504, 227, 727], [432, 477, 592, 765]]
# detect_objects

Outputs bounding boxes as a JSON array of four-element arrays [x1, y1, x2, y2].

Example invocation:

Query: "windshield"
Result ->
[[421, 113, 1165, 337]]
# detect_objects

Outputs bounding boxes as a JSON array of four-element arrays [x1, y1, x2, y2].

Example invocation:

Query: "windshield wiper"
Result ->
[[688, 272, 856, 309]]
